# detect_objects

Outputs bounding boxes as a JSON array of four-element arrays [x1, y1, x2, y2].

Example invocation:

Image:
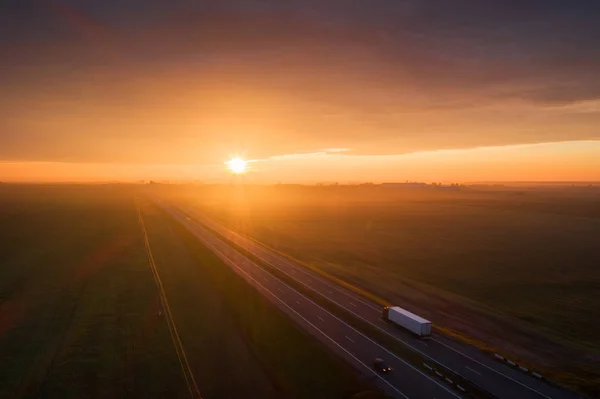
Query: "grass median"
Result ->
[[155, 203, 388, 399], [192, 214, 498, 399]]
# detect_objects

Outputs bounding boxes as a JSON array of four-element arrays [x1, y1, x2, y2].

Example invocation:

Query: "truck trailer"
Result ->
[[383, 306, 432, 338]]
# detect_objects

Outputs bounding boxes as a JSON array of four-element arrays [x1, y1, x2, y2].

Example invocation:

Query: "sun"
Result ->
[[226, 157, 247, 174]]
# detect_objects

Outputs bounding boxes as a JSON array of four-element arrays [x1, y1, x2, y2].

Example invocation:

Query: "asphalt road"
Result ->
[[158, 202, 462, 399], [159, 200, 583, 399]]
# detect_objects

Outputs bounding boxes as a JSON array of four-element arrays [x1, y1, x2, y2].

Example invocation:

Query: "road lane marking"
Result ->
[[165, 204, 459, 399], [465, 366, 482, 376], [296, 301, 301, 305], [209, 223, 552, 399], [418, 341, 428, 347], [345, 336, 355, 343], [317, 316, 324, 321], [349, 302, 357, 307], [278, 288, 283, 292], [243, 237, 382, 312], [179, 209, 383, 316], [182, 233, 411, 399], [431, 338, 553, 399], [137, 204, 202, 399]]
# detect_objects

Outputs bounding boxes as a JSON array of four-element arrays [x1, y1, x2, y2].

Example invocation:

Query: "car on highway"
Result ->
[[373, 358, 393, 374]]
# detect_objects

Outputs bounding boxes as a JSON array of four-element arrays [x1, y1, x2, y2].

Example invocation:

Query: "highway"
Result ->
[[158, 202, 461, 399], [159, 200, 583, 399]]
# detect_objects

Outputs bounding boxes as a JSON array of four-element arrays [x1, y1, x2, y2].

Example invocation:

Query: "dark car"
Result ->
[[373, 358, 393, 374]]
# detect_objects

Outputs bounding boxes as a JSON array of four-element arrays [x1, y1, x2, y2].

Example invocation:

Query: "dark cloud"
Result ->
[[1, 0, 600, 163], [3, 1, 599, 90]]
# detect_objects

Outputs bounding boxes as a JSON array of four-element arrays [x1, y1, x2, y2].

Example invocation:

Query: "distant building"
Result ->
[[382, 182, 428, 188]]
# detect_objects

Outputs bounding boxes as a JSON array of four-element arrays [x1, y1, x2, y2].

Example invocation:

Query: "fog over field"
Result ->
[[159, 183, 600, 394]]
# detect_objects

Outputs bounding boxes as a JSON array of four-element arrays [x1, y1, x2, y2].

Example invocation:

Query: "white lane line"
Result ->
[[212, 221, 552, 399], [173, 208, 460, 398], [278, 288, 283, 292], [418, 340, 428, 347], [465, 366, 482, 376], [202, 207, 556, 399], [432, 338, 553, 399], [345, 336, 355, 343], [191, 231, 460, 398], [349, 302, 357, 307], [171, 208, 460, 399], [317, 316, 324, 321], [296, 300, 301, 305], [219, 229, 461, 381], [182, 208, 380, 314], [221, 229, 378, 306], [181, 229, 410, 399], [232, 231, 382, 312]]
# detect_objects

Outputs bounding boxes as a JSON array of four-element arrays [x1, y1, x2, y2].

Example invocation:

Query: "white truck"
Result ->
[[383, 306, 432, 338]]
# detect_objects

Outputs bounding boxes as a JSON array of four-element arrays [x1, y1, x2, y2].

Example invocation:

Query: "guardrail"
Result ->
[[169, 204, 503, 399], [422, 361, 502, 399], [493, 353, 544, 380]]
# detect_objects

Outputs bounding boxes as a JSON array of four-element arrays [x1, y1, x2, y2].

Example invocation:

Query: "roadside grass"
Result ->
[[208, 227, 600, 398], [194, 217, 495, 399], [198, 198, 600, 351], [155, 202, 389, 399], [164, 185, 600, 397], [0, 186, 185, 398], [138, 201, 281, 398], [0, 185, 387, 399]]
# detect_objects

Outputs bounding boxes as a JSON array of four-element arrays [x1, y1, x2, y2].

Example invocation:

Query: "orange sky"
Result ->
[[2, 141, 599, 183], [1, 1, 599, 183]]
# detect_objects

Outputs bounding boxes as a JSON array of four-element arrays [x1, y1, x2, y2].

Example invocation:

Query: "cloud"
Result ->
[[1, 1, 600, 164], [321, 148, 351, 153]]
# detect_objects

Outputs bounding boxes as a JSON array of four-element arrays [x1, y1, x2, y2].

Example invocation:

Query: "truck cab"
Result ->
[[382, 305, 391, 320]]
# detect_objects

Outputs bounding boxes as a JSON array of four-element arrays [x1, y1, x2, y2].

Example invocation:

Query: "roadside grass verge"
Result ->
[[139, 201, 281, 399], [229, 229, 391, 308], [0, 187, 185, 398], [191, 210, 598, 397], [157, 204, 388, 399], [189, 215, 496, 399]]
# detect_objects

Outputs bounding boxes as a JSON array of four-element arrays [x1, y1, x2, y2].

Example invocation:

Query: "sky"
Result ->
[[1, 0, 600, 182]]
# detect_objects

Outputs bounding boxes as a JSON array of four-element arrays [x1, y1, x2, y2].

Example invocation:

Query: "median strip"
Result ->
[[186, 211, 500, 399]]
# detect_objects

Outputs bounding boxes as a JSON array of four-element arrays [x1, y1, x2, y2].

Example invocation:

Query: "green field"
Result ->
[[0, 185, 383, 399], [163, 184, 600, 395]]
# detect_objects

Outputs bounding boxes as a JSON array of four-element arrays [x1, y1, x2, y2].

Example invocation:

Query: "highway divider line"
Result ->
[[136, 203, 202, 399], [188, 208, 384, 312], [237, 224, 553, 398], [431, 339, 551, 398], [167, 206, 462, 399], [191, 210, 471, 392], [186, 206, 555, 399], [174, 215, 411, 399]]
